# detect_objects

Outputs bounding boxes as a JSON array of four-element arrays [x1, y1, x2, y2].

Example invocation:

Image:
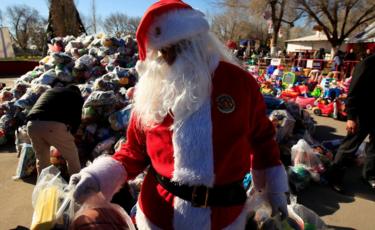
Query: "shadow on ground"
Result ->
[[0, 141, 16, 153], [298, 161, 375, 218], [298, 118, 375, 222], [20, 173, 37, 185], [313, 125, 345, 142], [326, 226, 356, 230], [297, 183, 355, 217], [10, 226, 29, 230]]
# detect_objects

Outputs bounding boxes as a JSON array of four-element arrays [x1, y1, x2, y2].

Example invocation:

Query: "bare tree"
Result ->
[[288, 26, 313, 39], [219, 0, 303, 56], [211, 9, 249, 41], [250, 0, 304, 55], [0, 9, 3, 27], [29, 18, 48, 53], [91, 0, 97, 34], [103, 13, 140, 37], [81, 14, 102, 35], [210, 7, 268, 43], [47, 0, 86, 38], [6, 5, 42, 51], [128, 17, 141, 36], [296, 0, 375, 53]]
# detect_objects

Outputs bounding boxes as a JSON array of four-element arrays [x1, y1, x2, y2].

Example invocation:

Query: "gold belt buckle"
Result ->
[[191, 186, 209, 208]]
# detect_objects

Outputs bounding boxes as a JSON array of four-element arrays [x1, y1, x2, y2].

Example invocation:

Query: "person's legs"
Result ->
[[363, 129, 375, 182], [328, 125, 369, 188], [43, 121, 81, 175], [26, 121, 51, 174]]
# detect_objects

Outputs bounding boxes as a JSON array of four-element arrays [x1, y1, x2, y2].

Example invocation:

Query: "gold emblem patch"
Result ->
[[216, 94, 235, 113]]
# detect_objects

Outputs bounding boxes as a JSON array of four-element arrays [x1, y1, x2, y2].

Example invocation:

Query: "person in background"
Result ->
[[69, 1, 289, 229], [332, 50, 344, 72], [327, 53, 375, 193], [361, 48, 372, 60], [27, 85, 84, 176], [344, 48, 357, 78]]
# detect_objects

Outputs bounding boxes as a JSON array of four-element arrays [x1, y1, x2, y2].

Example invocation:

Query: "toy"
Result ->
[[274, 78, 284, 97], [260, 82, 274, 96], [323, 80, 341, 100], [282, 72, 296, 88], [295, 83, 309, 97], [307, 69, 321, 83], [310, 86, 322, 98], [279, 86, 299, 102], [295, 96, 316, 109], [288, 166, 311, 192], [312, 98, 346, 120], [312, 98, 334, 116]]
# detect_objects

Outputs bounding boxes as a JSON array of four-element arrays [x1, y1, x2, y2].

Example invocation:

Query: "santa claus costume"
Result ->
[[74, 1, 288, 229]]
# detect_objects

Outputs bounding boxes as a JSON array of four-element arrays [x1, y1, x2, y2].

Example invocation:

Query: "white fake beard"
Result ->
[[133, 48, 213, 129]]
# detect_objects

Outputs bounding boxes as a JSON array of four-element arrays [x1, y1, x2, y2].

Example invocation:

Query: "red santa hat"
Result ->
[[136, 0, 210, 61]]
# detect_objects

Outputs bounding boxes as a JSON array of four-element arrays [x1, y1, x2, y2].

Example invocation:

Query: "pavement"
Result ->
[[299, 115, 375, 230], [0, 76, 374, 229]]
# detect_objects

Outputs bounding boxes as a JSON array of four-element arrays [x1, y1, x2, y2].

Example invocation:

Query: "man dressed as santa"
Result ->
[[71, 0, 289, 229]]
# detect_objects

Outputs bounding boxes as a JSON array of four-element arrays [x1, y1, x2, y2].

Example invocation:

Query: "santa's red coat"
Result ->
[[113, 61, 282, 229]]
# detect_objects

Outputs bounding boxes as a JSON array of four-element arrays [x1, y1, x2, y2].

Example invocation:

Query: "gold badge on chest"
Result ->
[[216, 94, 235, 114]]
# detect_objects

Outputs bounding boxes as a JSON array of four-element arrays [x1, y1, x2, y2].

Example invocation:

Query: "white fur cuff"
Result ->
[[251, 169, 266, 191], [82, 156, 127, 201], [265, 165, 289, 193], [252, 165, 289, 193]]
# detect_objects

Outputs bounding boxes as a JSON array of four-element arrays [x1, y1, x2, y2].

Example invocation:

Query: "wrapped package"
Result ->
[[288, 196, 327, 230], [0, 113, 16, 132], [14, 92, 39, 110], [108, 105, 132, 131], [13, 82, 31, 99], [83, 91, 117, 107], [82, 106, 98, 123], [291, 139, 325, 181], [15, 125, 31, 157], [52, 52, 72, 65], [31, 69, 57, 85], [269, 110, 295, 143], [55, 66, 74, 82], [0, 90, 14, 102], [13, 144, 36, 180], [288, 165, 311, 192], [17, 70, 43, 83], [31, 166, 75, 230], [91, 136, 117, 159]]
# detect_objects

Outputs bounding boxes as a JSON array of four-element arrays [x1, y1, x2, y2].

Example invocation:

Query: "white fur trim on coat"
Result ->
[[171, 99, 214, 228], [147, 9, 209, 50], [173, 197, 211, 229], [82, 156, 126, 201], [223, 196, 252, 230], [251, 165, 289, 193], [135, 203, 162, 230], [171, 99, 214, 186]]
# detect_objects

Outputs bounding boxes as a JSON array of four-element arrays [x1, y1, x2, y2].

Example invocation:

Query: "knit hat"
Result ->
[[136, 0, 210, 61]]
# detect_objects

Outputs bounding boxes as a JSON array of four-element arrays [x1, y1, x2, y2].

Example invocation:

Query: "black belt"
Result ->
[[150, 167, 247, 208]]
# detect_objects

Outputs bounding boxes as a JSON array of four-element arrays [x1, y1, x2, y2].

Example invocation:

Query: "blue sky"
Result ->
[[0, 0, 218, 20]]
